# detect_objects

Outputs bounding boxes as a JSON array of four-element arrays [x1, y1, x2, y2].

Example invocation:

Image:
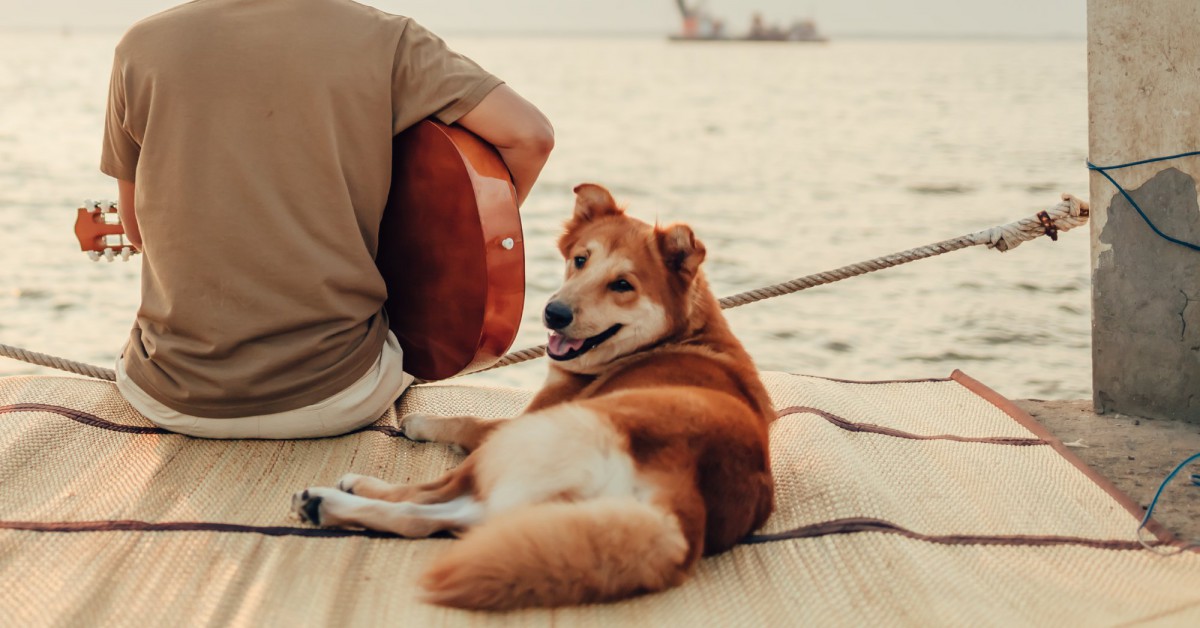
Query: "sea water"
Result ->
[[0, 33, 1091, 399]]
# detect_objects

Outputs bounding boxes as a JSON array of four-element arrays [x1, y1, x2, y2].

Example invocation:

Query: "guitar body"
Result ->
[[377, 120, 525, 380]]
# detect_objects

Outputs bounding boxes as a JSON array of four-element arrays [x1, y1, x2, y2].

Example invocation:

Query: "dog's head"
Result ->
[[543, 183, 707, 374]]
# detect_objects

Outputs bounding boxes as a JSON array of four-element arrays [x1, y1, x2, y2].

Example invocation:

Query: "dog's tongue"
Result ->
[[547, 332, 585, 357]]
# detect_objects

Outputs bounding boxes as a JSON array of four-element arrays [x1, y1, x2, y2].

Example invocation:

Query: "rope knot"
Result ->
[[977, 193, 1091, 252]]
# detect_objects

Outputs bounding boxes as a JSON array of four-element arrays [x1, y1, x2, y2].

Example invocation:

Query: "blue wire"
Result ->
[[1089, 150, 1200, 171], [1138, 451, 1200, 532], [1087, 152, 1200, 253]]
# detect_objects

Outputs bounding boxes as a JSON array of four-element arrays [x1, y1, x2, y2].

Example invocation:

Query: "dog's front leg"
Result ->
[[400, 414, 503, 453], [336, 459, 477, 503], [291, 488, 483, 537]]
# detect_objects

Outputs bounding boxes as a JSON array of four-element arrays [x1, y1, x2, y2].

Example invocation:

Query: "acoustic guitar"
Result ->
[[74, 119, 525, 381]]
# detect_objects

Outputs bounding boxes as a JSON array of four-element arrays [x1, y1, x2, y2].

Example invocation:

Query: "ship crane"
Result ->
[[674, 1, 724, 40]]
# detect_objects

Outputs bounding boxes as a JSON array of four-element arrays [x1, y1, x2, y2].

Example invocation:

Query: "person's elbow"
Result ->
[[458, 84, 555, 158], [516, 116, 555, 158]]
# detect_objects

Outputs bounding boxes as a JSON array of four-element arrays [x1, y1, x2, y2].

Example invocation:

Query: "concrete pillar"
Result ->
[[1088, 1, 1200, 421]]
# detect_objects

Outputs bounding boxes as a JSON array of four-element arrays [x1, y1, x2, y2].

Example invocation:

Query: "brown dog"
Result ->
[[292, 183, 775, 610]]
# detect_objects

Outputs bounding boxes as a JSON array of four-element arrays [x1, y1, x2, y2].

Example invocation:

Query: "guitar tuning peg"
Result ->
[[104, 248, 115, 262], [120, 246, 132, 261], [84, 199, 94, 209], [107, 201, 118, 210], [87, 251, 100, 262]]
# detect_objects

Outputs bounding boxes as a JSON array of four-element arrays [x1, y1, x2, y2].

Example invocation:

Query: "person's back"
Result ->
[[103, 0, 551, 435]]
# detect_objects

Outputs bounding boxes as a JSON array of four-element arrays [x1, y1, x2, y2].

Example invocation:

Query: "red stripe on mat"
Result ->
[[0, 519, 401, 539], [786, 374, 954, 385], [0, 403, 407, 438], [741, 517, 1154, 551], [3, 402, 1047, 446], [776, 405, 1049, 446], [0, 517, 1160, 551], [0, 403, 168, 434]]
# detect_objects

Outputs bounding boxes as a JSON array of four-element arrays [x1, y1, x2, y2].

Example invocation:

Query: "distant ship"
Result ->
[[669, 1, 828, 42]]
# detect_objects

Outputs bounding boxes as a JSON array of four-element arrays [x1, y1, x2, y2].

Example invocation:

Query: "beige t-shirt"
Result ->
[[101, 0, 503, 418]]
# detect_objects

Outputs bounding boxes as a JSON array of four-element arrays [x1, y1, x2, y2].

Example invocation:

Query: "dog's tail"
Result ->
[[420, 497, 693, 610]]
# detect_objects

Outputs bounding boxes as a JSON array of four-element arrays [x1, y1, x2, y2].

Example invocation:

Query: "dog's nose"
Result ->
[[543, 301, 574, 330]]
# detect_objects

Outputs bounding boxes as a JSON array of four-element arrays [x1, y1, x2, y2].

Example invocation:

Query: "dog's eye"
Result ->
[[609, 279, 634, 293], [573, 256, 587, 269]]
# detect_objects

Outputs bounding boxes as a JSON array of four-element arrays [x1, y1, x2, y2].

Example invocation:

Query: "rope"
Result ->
[[0, 194, 1089, 382], [0, 343, 115, 381], [1088, 151, 1200, 253], [471, 193, 1090, 374]]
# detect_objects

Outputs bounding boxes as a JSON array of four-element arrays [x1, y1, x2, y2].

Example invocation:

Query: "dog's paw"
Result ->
[[336, 473, 364, 494], [292, 487, 348, 527], [291, 488, 325, 526], [399, 413, 438, 442]]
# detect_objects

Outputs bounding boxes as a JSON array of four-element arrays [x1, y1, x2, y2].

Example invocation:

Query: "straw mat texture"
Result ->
[[0, 371, 1197, 626]]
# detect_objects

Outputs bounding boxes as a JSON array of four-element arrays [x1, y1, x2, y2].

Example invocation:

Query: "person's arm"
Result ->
[[102, 48, 142, 250], [456, 84, 554, 207], [116, 179, 142, 251]]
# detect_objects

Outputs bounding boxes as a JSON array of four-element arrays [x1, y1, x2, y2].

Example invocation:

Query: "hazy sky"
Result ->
[[11, 1, 1085, 37]]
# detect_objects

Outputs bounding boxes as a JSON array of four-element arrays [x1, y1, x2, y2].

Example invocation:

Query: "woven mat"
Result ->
[[0, 371, 1197, 626]]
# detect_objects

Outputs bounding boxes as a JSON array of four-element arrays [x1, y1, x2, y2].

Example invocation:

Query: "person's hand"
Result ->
[[117, 179, 142, 251]]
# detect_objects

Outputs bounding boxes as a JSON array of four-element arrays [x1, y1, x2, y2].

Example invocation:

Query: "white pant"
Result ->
[[116, 331, 414, 439]]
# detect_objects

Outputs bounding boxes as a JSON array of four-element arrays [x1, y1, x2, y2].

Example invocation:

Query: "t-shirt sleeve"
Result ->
[[100, 53, 141, 181], [391, 19, 504, 134]]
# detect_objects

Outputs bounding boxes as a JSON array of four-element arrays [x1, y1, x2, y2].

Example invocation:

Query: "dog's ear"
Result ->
[[572, 183, 623, 221], [656, 223, 706, 282]]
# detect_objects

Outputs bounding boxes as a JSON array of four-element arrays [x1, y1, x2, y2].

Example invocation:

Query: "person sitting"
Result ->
[[101, 0, 553, 438]]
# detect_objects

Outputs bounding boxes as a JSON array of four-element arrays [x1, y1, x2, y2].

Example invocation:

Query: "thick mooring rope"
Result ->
[[0, 194, 1089, 382], [0, 343, 116, 381], [475, 193, 1089, 374]]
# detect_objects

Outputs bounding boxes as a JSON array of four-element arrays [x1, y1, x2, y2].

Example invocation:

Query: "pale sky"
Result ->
[[9, 1, 1086, 37]]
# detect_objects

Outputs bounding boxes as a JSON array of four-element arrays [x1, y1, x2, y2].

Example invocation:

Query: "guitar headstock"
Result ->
[[75, 200, 137, 262]]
